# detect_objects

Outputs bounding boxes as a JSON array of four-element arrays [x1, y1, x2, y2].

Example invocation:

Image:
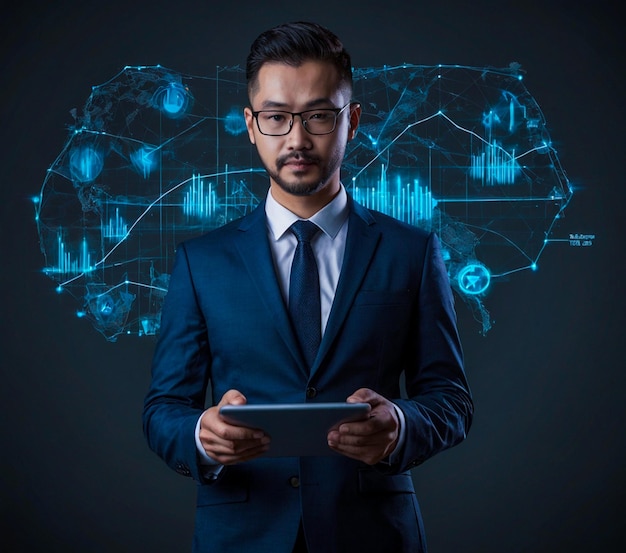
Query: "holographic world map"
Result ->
[[34, 64, 573, 340]]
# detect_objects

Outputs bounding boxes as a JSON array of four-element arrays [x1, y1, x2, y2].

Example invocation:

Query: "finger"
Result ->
[[346, 387, 378, 405], [210, 442, 271, 465], [337, 410, 390, 436], [218, 389, 247, 407], [201, 415, 266, 443], [211, 420, 266, 440], [330, 427, 388, 447], [207, 434, 271, 456], [328, 427, 397, 465], [339, 414, 380, 432], [201, 429, 271, 463], [199, 407, 268, 463]]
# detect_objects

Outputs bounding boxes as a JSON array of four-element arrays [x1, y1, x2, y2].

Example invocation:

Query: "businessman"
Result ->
[[143, 21, 473, 553]]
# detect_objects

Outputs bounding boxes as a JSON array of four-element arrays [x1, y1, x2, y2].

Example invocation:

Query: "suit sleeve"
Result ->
[[388, 232, 473, 473], [142, 243, 212, 482]]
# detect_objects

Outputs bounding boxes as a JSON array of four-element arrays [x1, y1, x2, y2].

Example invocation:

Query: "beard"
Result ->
[[265, 150, 343, 197]]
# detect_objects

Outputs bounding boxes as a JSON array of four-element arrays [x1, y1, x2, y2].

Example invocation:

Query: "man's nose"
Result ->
[[287, 115, 312, 146]]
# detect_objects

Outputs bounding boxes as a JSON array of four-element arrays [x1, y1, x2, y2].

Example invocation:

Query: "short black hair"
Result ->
[[246, 21, 353, 98]]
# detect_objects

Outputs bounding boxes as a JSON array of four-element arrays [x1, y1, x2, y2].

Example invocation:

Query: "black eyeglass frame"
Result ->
[[250, 102, 358, 136]]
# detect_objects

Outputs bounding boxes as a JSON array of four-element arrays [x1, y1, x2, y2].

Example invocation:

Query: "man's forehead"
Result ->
[[249, 60, 346, 102]]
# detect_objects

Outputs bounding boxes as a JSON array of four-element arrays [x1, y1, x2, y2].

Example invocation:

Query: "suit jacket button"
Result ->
[[289, 476, 300, 488], [175, 463, 191, 477], [306, 387, 317, 398]]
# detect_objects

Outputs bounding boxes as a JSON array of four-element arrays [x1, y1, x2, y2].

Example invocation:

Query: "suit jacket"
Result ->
[[143, 196, 473, 553]]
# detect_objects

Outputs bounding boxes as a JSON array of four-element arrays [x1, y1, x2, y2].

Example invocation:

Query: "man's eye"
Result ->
[[308, 111, 331, 121], [264, 113, 287, 122]]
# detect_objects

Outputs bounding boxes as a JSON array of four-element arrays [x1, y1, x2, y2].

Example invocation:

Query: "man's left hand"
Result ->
[[327, 388, 400, 465]]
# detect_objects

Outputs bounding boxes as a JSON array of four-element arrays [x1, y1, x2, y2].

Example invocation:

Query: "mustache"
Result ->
[[276, 152, 320, 168]]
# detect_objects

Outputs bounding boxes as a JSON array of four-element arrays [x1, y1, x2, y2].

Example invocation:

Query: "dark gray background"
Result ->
[[1, 1, 623, 551]]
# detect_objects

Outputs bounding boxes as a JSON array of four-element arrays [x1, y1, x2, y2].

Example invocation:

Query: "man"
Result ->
[[143, 21, 473, 553]]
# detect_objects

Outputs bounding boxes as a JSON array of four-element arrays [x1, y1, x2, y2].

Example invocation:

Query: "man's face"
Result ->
[[244, 60, 360, 203]]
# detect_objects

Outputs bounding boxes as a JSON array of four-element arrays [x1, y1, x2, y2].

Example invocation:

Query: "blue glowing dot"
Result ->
[[55, 286, 64, 294], [531, 263, 538, 271], [69, 146, 104, 183], [457, 263, 491, 295]]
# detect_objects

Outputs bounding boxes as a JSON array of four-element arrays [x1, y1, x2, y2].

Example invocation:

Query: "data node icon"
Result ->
[[457, 263, 491, 295], [153, 81, 191, 118], [69, 145, 104, 183]]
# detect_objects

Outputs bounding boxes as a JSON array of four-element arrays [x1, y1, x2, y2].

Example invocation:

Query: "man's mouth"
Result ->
[[278, 154, 319, 170]]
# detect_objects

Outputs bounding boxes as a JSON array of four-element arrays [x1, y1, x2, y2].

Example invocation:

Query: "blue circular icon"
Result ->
[[457, 263, 491, 295]]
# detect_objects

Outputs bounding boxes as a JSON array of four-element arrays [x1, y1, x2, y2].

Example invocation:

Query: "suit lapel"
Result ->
[[313, 200, 380, 374], [234, 203, 306, 373]]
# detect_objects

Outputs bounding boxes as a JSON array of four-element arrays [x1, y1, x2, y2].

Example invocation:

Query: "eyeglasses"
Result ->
[[251, 102, 354, 136]]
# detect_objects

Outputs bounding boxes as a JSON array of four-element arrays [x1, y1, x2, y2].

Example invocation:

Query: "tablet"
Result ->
[[219, 402, 371, 457]]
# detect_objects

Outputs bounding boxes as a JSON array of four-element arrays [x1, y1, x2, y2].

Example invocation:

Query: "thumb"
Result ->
[[346, 387, 377, 405], [218, 389, 247, 407]]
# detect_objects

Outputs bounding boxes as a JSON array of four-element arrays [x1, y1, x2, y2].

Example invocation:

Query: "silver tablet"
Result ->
[[219, 402, 371, 457]]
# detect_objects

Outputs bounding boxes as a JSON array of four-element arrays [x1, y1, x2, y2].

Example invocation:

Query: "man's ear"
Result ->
[[348, 102, 361, 141], [243, 107, 256, 145]]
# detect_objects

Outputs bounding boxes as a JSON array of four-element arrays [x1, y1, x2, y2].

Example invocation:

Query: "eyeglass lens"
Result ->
[[256, 109, 338, 136]]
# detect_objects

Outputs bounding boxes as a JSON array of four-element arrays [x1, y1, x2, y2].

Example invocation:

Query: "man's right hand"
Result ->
[[198, 389, 270, 465]]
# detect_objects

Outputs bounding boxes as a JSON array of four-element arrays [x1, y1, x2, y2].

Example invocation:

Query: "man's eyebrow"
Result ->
[[257, 98, 335, 110], [257, 100, 289, 109]]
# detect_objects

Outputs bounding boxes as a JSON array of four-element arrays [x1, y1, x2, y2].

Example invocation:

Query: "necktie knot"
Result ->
[[290, 220, 320, 244]]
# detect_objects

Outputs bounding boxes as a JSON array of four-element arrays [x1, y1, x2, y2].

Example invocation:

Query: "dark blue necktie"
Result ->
[[289, 220, 322, 369]]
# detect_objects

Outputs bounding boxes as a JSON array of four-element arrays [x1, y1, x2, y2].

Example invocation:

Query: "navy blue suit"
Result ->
[[143, 196, 473, 552]]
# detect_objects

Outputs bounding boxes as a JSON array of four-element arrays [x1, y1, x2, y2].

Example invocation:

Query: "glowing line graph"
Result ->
[[56, 168, 266, 289]]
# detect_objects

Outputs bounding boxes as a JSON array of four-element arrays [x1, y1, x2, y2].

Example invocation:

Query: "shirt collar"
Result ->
[[265, 185, 349, 241]]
